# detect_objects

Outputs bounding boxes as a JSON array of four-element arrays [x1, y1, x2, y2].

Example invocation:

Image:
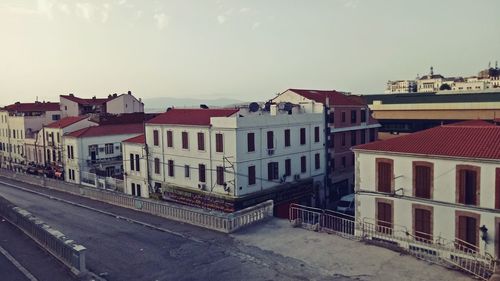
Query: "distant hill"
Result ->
[[143, 97, 246, 112]]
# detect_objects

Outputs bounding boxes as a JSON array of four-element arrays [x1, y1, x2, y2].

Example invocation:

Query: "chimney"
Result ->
[[113, 93, 118, 97], [69, 93, 74, 97], [92, 96, 96, 100], [108, 94, 112, 98], [128, 90, 132, 95]]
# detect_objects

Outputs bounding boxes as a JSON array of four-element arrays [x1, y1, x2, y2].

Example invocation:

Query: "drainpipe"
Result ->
[[144, 121, 151, 195], [323, 98, 330, 209], [42, 125, 47, 167], [209, 126, 213, 190]]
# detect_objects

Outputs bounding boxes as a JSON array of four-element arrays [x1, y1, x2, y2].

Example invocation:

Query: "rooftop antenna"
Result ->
[[430, 66, 434, 75], [496, 61, 498, 69], [488, 61, 491, 68]]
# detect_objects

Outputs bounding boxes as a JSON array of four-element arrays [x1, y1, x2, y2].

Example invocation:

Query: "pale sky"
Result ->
[[1, 0, 499, 104]]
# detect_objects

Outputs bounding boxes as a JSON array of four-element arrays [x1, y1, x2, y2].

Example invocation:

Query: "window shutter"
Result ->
[[458, 170, 466, 204], [496, 168, 500, 209]]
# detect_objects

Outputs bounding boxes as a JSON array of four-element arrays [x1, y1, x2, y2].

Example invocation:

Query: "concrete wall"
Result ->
[[106, 94, 144, 115], [122, 142, 149, 198], [60, 97, 80, 117]]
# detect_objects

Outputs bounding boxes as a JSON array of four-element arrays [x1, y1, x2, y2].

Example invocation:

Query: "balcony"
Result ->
[[86, 155, 122, 165]]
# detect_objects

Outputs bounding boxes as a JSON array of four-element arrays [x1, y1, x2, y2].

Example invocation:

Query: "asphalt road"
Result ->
[[0, 250, 29, 281], [0, 179, 347, 281]]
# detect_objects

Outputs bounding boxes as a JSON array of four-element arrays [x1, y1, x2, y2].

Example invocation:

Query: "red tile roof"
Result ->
[[67, 123, 143, 138], [60, 95, 114, 106], [287, 89, 365, 106], [46, 116, 90, 128], [123, 134, 145, 144], [354, 122, 500, 160], [146, 108, 239, 126], [3, 102, 60, 112], [447, 120, 495, 127]]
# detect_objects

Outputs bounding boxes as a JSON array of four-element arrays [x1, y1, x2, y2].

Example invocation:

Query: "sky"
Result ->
[[0, 0, 499, 104]]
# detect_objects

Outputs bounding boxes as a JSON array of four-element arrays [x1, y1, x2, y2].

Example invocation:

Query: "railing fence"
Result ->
[[289, 203, 495, 281]]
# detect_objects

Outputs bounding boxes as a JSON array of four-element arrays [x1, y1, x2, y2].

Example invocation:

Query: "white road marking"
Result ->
[[0, 245, 39, 281]]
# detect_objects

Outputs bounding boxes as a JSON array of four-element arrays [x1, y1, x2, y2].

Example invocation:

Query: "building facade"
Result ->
[[272, 89, 380, 207], [353, 122, 500, 258], [123, 106, 325, 216], [60, 91, 144, 118], [385, 80, 417, 94], [63, 124, 143, 187], [0, 102, 61, 171], [122, 134, 149, 198]]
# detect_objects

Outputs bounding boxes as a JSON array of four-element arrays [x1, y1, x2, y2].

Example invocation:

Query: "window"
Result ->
[[57, 133, 60, 143], [131, 183, 136, 196], [361, 109, 367, 123], [153, 130, 159, 146], [182, 132, 189, 149], [216, 166, 224, 185], [341, 112, 346, 123], [67, 145, 74, 159], [413, 162, 432, 199], [197, 132, 205, 150], [329, 112, 334, 123], [377, 201, 393, 233], [351, 131, 356, 146], [215, 133, 223, 152], [154, 158, 160, 174], [285, 159, 291, 177], [105, 143, 114, 154], [284, 129, 291, 147], [135, 154, 140, 172], [167, 130, 173, 148], [105, 166, 115, 177], [199, 164, 206, 183], [457, 166, 479, 206], [360, 130, 366, 144], [130, 154, 135, 171], [184, 165, 190, 178], [369, 128, 376, 142], [414, 207, 432, 241], [168, 160, 174, 177], [351, 110, 357, 123], [314, 127, 320, 143], [496, 168, 500, 209], [341, 133, 346, 146], [300, 128, 306, 145], [247, 133, 255, 152], [52, 114, 60, 121], [267, 131, 274, 149], [314, 153, 320, 170], [248, 166, 256, 185], [376, 159, 393, 193], [300, 156, 306, 173], [267, 162, 279, 180], [457, 214, 478, 247]]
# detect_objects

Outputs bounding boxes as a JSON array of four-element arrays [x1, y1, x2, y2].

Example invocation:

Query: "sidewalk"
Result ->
[[232, 218, 473, 281], [0, 218, 76, 281]]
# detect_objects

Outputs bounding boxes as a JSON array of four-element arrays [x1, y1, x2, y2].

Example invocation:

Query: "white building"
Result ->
[[272, 89, 380, 208], [122, 134, 148, 198], [0, 102, 61, 171], [385, 80, 417, 94], [24, 116, 98, 175], [129, 107, 324, 215], [59, 91, 144, 118], [63, 123, 143, 188], [353, 120, 500, 258]]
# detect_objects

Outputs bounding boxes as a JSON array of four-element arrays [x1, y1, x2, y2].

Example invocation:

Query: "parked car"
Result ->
[[335, 194, 355, 216]]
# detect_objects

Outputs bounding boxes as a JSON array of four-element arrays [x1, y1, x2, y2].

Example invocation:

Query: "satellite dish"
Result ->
[[200, 104, 209, 109], [249, 102, 260, 112], [264, 102, 271, 111]]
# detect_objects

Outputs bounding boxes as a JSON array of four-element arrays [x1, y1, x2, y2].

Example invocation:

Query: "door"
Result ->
[[377, 201, 393, 234]]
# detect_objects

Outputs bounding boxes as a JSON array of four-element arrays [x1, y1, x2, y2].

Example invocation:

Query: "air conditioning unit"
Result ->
[[294, 174, 301, 181], [267, 149, 275, 156], [198, 183, 206, 190]]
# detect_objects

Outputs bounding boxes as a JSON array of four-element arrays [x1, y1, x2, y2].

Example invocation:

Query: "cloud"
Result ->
[[343, 0, 359, 9], [153, 13, 168, 30], [75, 3, 93, 21], [239, 7, 250, 13], [252, 22, 261, 30], [37, 0, 56, 19], [101, 3, 111, 23], [58, 3, 71, 15], [217, 15, 226, 24]]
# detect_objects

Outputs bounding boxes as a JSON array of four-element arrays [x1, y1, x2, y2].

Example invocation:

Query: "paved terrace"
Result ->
[[0, 177, 472, 281]]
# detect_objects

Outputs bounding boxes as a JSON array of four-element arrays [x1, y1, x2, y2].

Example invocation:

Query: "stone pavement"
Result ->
[[232, 218, 474, 281]]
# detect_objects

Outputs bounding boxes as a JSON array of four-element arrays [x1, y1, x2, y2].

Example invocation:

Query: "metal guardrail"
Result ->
[[0, 169, 273, 233], [0, 196, 86, 275], [289, 203, 495, 280]]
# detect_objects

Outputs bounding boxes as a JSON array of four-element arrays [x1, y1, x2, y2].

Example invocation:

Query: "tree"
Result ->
[[439, 83, 451, 90]]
